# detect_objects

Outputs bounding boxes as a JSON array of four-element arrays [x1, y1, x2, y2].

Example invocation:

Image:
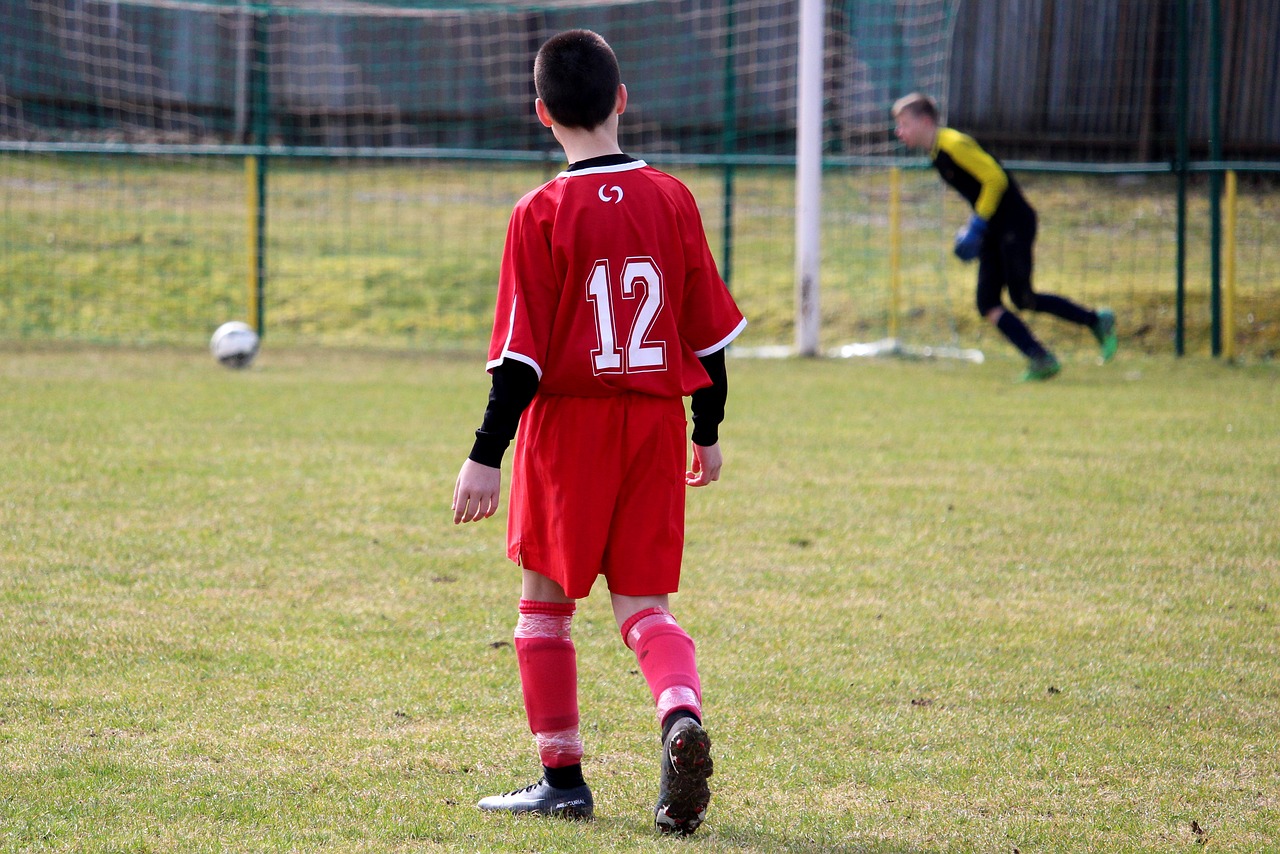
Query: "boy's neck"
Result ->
[[554, 119, 623, 165]]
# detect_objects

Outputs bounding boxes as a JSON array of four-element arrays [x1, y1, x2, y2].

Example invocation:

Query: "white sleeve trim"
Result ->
[[486, 350, 543, 379], [693, 317, 748, 357], [485, 292, 544, 378]]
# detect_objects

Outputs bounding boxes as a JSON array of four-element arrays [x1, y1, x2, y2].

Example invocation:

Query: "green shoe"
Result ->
[[1092, 308, 1118, 363], [1019, 354, 1061, 382]]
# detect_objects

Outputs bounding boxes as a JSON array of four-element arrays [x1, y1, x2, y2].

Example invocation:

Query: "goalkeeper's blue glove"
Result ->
[[953, 213, 988, 261]]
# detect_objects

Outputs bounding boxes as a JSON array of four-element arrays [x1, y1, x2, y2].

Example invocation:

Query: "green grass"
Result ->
[[3, 154, 1279, 361], [2, 344, 1277, 852]]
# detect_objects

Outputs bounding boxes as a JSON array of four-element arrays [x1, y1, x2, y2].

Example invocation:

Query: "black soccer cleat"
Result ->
[[477, 777, 594, 820], [654, 718, 714, 835]]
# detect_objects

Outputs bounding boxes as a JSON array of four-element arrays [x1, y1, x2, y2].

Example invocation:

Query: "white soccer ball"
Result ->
[[210, 321, 259, 369]]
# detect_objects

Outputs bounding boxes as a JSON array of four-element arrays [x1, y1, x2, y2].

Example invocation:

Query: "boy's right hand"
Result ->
[[453, 459, 501, 524], [953, 213, 987, 261]]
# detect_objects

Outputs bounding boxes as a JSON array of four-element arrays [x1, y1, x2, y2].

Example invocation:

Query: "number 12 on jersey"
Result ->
[[586, 257, 668, 374]]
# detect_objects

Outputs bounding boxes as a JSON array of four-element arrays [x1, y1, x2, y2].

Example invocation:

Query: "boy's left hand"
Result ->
[[453, 459, 501, 524], [686, 441, 723, 487]]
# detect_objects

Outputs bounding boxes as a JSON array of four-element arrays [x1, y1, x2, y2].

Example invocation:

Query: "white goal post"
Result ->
[[795, 0, 824, 357], [792, 0, 968, 360]]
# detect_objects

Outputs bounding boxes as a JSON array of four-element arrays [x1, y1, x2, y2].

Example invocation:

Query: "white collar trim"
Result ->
[[559, 159, 648, 179]]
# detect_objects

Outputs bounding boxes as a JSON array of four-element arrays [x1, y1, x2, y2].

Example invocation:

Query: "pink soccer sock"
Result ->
[[514, 599, 583, 768], [619, 607, 703, 724]]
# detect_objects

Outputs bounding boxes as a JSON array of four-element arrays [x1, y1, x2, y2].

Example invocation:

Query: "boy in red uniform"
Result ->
[[452, 29, 745, 836]]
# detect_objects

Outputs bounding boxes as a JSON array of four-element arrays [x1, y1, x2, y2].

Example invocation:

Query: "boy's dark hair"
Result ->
[[891, 92, 939, 122], [534, 30, 620, 130]]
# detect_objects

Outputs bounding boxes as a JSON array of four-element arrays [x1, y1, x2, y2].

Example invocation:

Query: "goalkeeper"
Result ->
[[892, 92, 1118, 381]]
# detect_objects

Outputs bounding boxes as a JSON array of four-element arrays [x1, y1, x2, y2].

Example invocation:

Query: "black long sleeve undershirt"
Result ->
[[467, 349, 729, 468], [689, 347, 727, 447], [467, 360, 539, 468]]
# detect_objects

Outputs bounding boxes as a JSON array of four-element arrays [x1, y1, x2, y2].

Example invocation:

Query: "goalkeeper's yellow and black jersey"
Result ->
[[931, 127, 1034, 231]]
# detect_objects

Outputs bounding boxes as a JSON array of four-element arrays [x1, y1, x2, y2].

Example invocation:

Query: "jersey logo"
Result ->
[[598, 184, 624, 204]]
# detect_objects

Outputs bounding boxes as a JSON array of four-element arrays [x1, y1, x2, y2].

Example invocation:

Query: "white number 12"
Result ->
[[585, 257, 667, 374]]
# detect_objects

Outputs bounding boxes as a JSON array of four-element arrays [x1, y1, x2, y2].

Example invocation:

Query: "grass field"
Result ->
[[2, 344, 1277, 852], [3, 154, 1279, 362]]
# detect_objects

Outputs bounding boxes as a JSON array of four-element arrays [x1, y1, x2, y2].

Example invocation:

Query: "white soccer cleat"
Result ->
[[477, 777, 594, 820]]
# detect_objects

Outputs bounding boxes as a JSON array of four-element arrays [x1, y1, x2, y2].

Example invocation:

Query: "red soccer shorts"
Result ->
[[507, 392, 687, 599]]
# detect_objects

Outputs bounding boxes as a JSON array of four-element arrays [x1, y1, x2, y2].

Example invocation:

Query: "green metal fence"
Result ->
[[1, 0, 1274, 362]]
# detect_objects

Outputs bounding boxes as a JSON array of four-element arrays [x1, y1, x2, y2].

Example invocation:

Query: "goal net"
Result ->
[[1, 0, 962, 353]]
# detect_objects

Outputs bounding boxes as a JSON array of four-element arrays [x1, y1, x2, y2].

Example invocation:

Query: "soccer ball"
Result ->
[[210, 321, 259, 369]]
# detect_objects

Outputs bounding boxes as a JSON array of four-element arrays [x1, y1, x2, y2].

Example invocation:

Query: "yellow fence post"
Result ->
[[1223, 170, 1237, 362]]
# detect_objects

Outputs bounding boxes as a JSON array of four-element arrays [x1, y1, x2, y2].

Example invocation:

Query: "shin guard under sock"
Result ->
[[620, 607, 702, 726], [515, 599, 582, 769]]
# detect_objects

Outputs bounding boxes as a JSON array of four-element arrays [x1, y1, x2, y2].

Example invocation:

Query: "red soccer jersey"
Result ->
[[487, 159, 746, 397]]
